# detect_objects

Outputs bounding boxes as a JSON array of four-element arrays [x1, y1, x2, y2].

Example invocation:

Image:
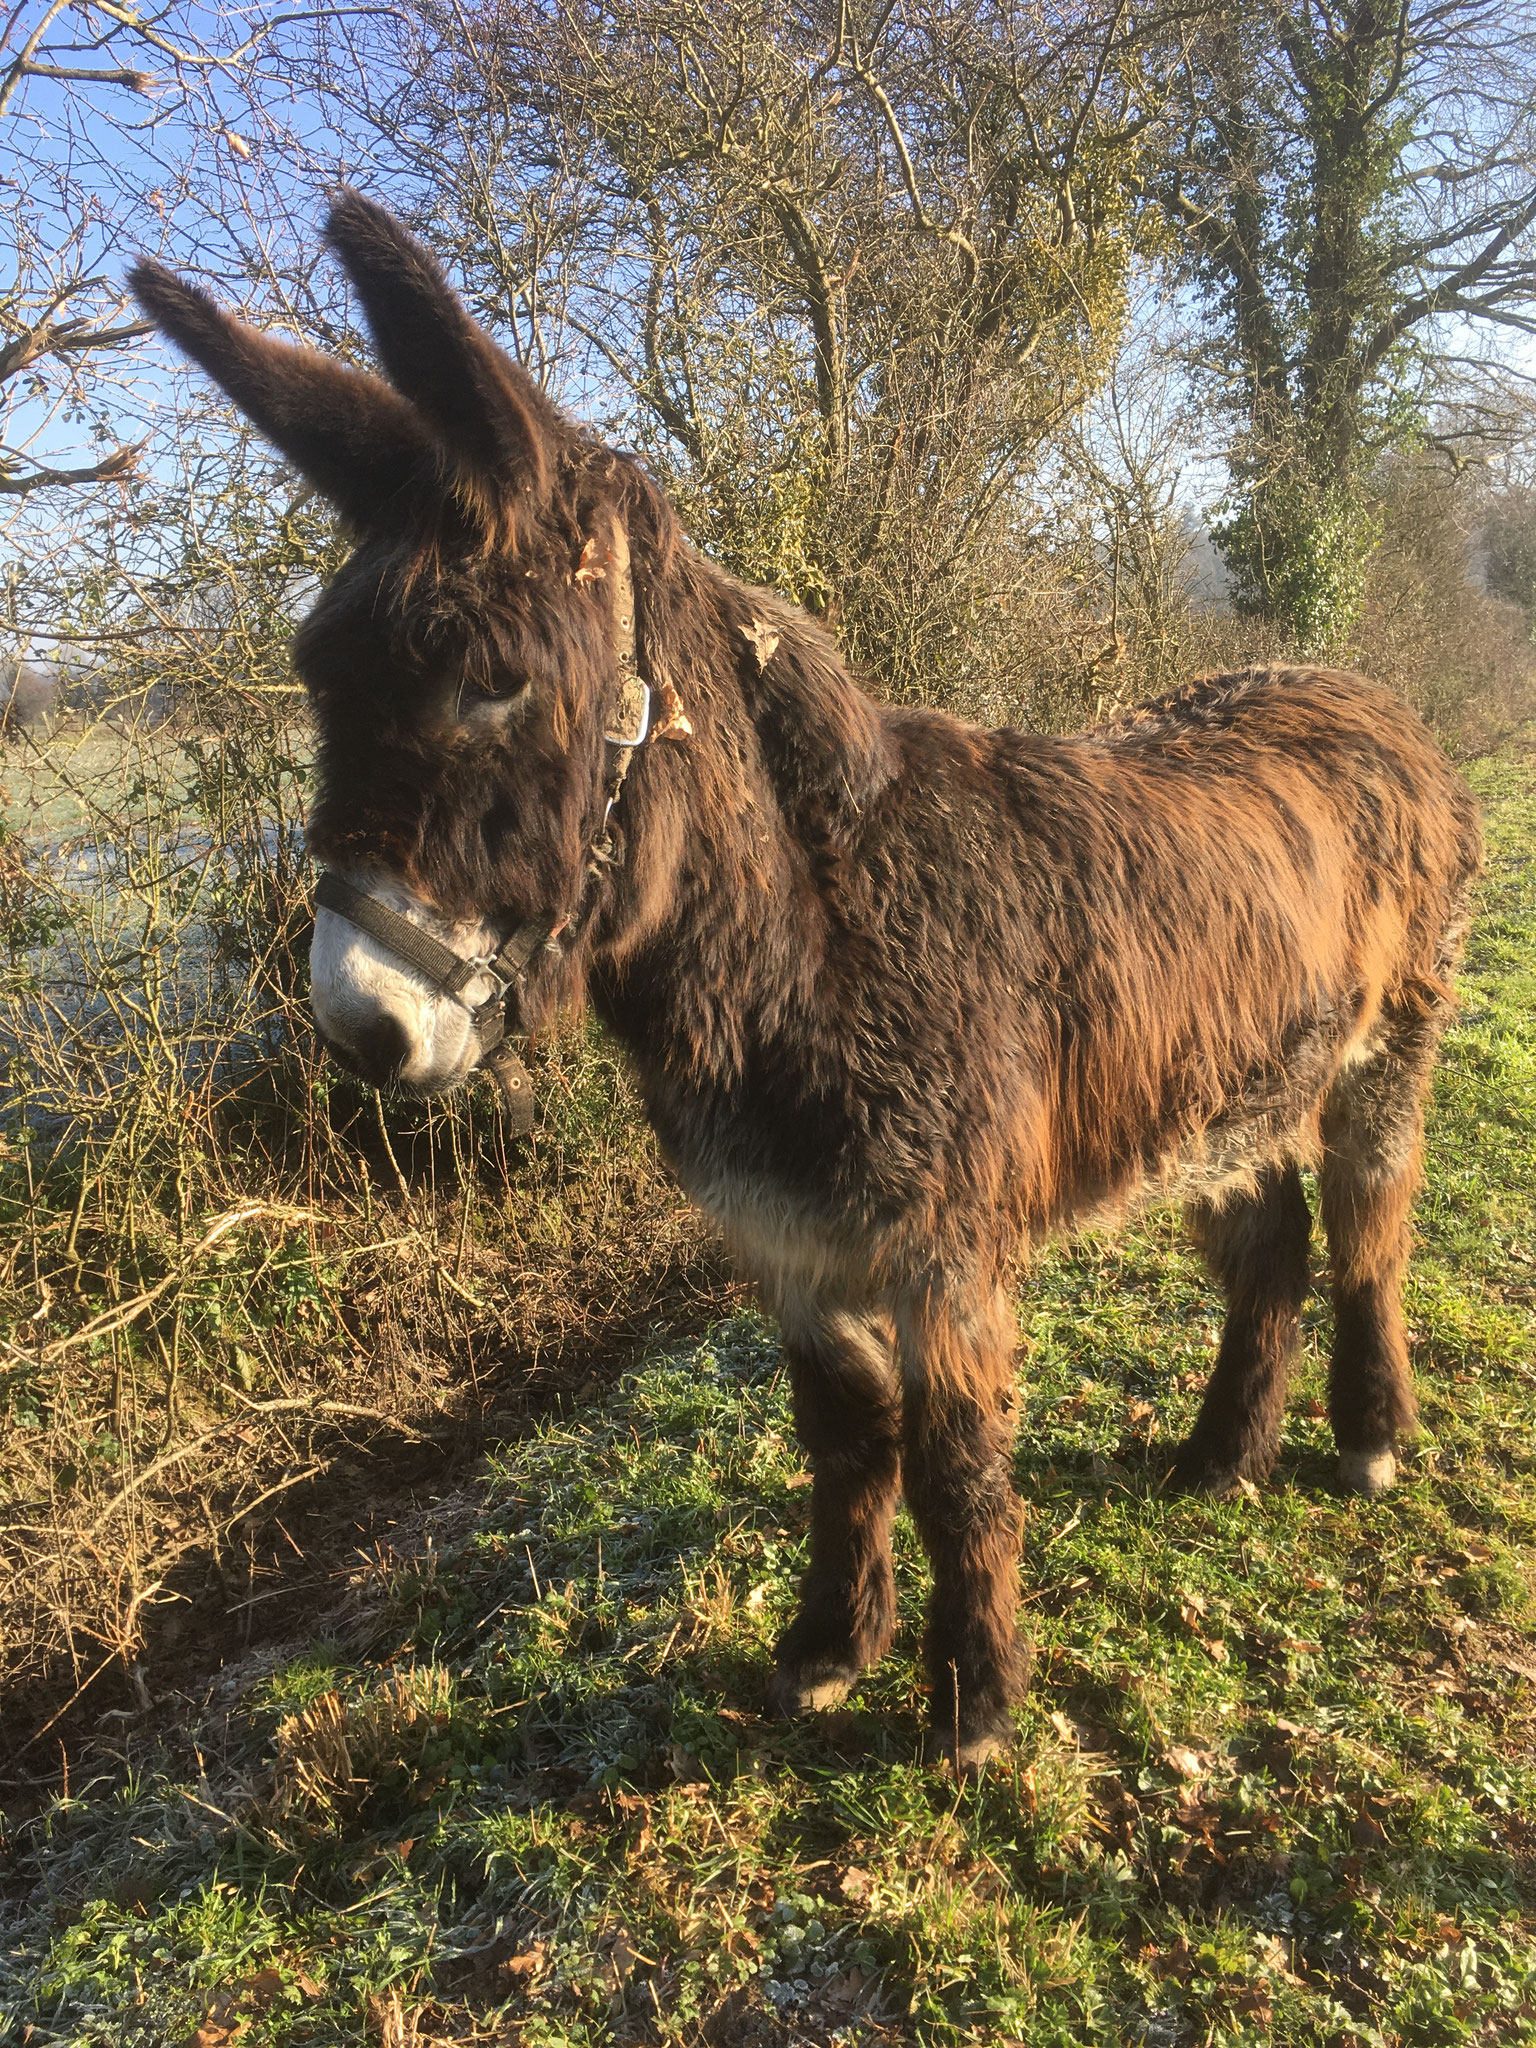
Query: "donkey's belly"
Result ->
[[1073, 1010, 1365, 1228], [645, 989, 1368, 1292], [1131, 1106, 1322, 1217]]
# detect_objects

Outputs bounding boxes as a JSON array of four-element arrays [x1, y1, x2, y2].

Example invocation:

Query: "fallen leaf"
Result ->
[[1049, 1709, 1076, 1743], [1162, 1744, 1209, 1780], [574, 535, 608, 583], [824, 1966, 870, 2007], [652, 675, 694, 739], [839, 1865, 875, 1904], [743, 617, 781, 671], [603, 1931, 641, 1993], [182, 1969, 291, 2048]]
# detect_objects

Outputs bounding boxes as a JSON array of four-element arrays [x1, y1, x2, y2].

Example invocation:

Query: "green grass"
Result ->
[[4, 737, 1535, 2047]]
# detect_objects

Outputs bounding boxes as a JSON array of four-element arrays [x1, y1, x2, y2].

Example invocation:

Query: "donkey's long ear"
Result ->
[[323, 189, 562, 513], [131, 261, 441, 530]]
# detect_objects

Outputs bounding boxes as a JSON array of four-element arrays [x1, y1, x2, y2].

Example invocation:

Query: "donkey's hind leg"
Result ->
[[896, 1280, 1027, 1771], [767, 1295, 902, 1717], [1170, 1162, 1313, 1494], [1320, 1004, 1443, 1496]]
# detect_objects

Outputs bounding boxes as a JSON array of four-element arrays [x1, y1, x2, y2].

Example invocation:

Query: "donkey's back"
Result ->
[[972, 664, 1483, 1232]]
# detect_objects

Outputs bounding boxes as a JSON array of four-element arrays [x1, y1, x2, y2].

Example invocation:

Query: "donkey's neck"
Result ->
[[590, 555, 899, 1079]]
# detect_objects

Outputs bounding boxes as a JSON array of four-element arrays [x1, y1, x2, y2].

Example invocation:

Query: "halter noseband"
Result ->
[[313, 869, 554, 1117], [314, 528, 675, 1134]]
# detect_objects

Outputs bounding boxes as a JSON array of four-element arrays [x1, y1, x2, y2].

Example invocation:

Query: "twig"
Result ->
[[222, 1460, 332, 1535], [13, 1652, 117, 1758], [87, 1397, 402, 1536]]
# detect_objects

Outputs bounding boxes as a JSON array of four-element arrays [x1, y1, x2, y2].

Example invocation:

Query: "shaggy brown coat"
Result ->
[[134, 196, 1483, 1768]]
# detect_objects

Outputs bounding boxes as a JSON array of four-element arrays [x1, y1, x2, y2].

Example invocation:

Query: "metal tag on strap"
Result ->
[[604, 676, 651, 749]]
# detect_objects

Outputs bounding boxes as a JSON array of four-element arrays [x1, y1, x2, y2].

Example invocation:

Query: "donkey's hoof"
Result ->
[[1338, 1448, 1396, 1497], [766, 1659, 861, 1718], [1166, 1442, 1244, 1497], [924, 1715, 1015, 1776]]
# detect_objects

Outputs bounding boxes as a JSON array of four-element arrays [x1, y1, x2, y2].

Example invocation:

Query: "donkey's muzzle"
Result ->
[[318, 1013, 410, 1090]]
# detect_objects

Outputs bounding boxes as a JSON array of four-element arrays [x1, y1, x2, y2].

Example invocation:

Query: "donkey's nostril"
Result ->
[[341, 1013, 411, 1089]]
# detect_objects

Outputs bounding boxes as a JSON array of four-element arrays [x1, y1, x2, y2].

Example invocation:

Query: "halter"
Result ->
[[314, 528, 679, 1133]]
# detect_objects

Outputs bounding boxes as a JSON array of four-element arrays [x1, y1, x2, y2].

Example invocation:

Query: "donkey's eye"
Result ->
[[459, 679, 529, 732]]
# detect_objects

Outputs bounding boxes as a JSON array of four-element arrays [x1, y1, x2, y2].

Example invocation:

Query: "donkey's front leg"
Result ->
[[767, 1297, 903, 1716], [897, 1281, 1028, 1770]]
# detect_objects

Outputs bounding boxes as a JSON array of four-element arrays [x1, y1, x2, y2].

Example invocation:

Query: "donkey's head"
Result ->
[[133, 192, 673, 1095]]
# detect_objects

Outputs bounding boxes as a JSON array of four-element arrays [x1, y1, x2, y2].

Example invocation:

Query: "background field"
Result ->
[[1, 732, 1531, 2046]]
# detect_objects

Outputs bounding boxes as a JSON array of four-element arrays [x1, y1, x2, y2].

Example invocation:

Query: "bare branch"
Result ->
[[0, 442, 140, 495]]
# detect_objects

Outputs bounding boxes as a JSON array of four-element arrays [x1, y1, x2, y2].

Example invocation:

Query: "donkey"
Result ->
[[134, 195, 1482, 1769]]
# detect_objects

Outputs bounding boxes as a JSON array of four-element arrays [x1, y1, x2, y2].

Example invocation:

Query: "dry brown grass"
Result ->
[[0, 697, 734, 1776]]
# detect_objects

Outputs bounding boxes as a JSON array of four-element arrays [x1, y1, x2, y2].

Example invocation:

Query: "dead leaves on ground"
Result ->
[[182, 1965, 321, 2046]]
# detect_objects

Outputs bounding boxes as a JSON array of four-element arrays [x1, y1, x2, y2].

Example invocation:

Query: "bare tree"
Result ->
[[0, 1, 405, 698], [1053, 280, 1209, 700]]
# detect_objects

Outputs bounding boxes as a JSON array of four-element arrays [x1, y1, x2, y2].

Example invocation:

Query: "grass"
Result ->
[[1, 729, 1534, 2045]]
